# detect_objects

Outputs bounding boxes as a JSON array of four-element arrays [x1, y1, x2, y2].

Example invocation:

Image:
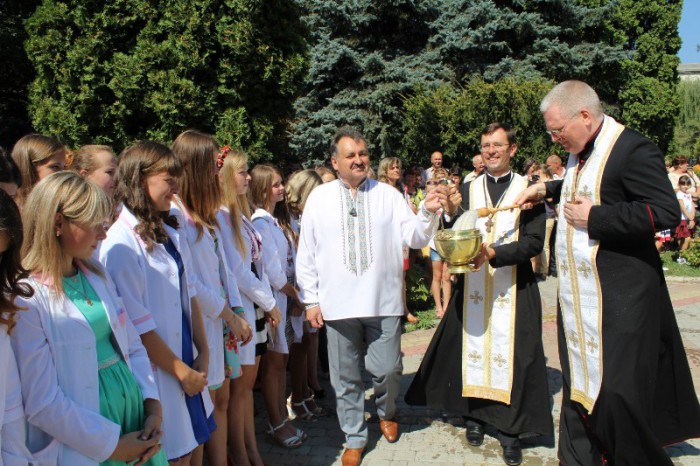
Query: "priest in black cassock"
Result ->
[[515, 80, 700, 465], [405, 122, 553, 466]]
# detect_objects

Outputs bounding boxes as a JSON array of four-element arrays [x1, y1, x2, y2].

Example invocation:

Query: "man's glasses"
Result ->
[[679, 182, 691, 186], [546, 114, 578, 137], [480, 143, 510, 151]]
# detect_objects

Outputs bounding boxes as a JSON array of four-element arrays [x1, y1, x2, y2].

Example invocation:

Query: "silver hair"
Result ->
[[539, 80, 604, 119]]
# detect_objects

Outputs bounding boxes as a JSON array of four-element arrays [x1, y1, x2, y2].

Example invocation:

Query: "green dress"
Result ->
[[63, 271, 167, 466]]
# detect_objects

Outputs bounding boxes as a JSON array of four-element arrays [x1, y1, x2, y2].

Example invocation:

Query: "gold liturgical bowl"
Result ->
[[433, 229, 483, 274]]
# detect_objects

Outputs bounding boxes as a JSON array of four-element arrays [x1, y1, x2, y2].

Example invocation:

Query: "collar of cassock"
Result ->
[[577, 119, 605, 169], [485, 171, 513, 184]]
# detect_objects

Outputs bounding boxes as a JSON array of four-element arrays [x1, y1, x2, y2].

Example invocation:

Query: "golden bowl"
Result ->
[[433, 228, 483, 273]]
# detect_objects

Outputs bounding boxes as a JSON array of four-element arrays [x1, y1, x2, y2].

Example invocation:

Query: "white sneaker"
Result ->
[[677, 257, 688, 264]]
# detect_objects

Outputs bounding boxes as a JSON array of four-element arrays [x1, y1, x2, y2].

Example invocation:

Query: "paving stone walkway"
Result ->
[[255, 277, 700, 465]]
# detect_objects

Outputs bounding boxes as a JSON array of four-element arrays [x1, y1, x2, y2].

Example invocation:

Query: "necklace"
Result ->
[[482, 172, 514, 234], [64, 272, 94, 306]]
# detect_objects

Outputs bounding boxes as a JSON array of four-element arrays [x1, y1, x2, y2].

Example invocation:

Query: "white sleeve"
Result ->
[[295, 197, 320, 305], [217, 211, 276, 312], [252, 218, 288, 291], [397, 191, 438, 249]]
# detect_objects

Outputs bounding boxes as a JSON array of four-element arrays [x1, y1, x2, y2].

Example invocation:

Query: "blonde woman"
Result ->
[[285, 170, 327, 420], [171, 130, 252, 466], [101, 142, 214, 464], [11, 134, 66, 206], [68, 145, 119, 198], [249, 165, 309, 440], [13, 172, 165, 466], [216, 148, 282, 465]]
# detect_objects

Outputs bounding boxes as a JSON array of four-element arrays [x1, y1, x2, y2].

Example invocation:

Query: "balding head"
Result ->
[[472, 154, 484, 174], [430, 151, 443, 168], [546, 154, 564, 176]]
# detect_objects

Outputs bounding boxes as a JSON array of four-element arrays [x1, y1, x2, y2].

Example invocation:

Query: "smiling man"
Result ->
[[406, 122, 552, 466], [296, 126, 456, 466], [516, 80, 700, 465]]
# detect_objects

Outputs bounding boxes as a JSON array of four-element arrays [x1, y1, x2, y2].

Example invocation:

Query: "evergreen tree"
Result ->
[[25, 0, 307, 161], [291, 0, 627, 164], [0, 0, 40, 149]]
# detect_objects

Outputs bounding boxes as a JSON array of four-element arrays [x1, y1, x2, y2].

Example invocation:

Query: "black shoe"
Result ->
[[502, 445, 522, 465], [466, 424, 484, 446]]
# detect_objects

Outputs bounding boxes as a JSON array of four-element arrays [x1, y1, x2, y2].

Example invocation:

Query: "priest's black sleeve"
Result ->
[[545, 180, 563, 204], [489, 202, 545, 269], [587, 135, 680, 240]]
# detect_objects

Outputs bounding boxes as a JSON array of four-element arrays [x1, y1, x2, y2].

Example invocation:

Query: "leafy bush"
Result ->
[[680, 240, 700, 267]]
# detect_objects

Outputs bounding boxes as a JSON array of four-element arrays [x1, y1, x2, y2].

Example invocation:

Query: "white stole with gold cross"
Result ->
[[461, 173, 528, 403], [555, 115, 624, 413]]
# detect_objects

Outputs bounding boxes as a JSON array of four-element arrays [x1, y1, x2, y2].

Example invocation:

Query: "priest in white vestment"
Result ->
[[296, 126, 454, 466]]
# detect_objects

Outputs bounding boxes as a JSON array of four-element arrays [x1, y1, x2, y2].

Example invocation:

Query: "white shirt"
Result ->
[[296, 178, 437, 320], [1, 326, 33, 466]]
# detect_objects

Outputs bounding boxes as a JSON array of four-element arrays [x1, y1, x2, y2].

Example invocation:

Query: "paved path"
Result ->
[[255, 277, 700, 465]]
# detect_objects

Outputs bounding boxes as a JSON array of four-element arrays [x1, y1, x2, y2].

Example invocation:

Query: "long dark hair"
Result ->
[[0, 190, 33, 333], [116, 141, 182, 251]]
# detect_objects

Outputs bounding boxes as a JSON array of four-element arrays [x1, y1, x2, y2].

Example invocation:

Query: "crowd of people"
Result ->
[[0, 79, 699, 466], [0, 132, 337, 466]]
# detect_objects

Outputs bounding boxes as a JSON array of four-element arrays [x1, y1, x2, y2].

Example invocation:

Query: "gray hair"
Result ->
[[539, 80, 604, 119], [330, 126, 366, 158]]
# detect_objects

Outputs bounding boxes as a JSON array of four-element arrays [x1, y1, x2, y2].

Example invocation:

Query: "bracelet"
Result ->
[[304, 302, 319, 310], [232, 307, 245, 315]]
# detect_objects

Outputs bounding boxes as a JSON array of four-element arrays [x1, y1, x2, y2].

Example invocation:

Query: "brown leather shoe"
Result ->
[[341, 447, 364, 466], [379, 418, 399, 443]]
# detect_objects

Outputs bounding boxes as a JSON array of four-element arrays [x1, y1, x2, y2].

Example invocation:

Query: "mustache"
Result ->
[[351, 163, 366, 170]]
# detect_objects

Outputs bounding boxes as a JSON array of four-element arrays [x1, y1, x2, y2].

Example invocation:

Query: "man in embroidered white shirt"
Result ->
[[296, 126, 456, 466]]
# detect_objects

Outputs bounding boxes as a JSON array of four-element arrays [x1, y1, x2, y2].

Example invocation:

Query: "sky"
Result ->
[[678, 0, 700, 64]]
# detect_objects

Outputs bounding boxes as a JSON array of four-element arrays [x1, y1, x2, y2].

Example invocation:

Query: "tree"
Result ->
[[675, 80, 700, 158], [400, 78, 558, 170], [291, 0, 626, 164], [25, 0, 307, 162], [611, 0, 683, 154], [0, 0, 40, 149]]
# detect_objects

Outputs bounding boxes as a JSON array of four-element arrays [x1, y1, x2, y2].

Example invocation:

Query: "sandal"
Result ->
[[266, 420, 304, 448], [291, 397, 317, 421]]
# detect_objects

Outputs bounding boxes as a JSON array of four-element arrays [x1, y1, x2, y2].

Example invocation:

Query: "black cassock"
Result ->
[[405, 174, 554, 439], [547, 128, 700, 465]]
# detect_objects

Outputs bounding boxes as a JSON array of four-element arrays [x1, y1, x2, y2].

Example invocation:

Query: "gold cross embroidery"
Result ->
[[586, 336, 598, 354], [578, 185, 592, 199], [469, 290, 484, 305], [494, 353, 507, 368], [560, 260, 568, 276], [468, 351, 482, 364], [568, 331, 579, 348], [563, 187, 571, 203], [577, 261, 592, 279], [495, 293, 510, 306]]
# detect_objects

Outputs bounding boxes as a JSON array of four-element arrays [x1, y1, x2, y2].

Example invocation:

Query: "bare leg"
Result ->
[[431, 259, 444, 317], [441, 262, 452, 311], [204, 382, 230, 466], [169, 453, 192, 465], [262, 351, 300, 442], [190, 445, 203, 466], [228, 359, 263, 466]]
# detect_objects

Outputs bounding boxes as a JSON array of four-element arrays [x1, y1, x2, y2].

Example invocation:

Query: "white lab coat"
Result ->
[[100, 207, 212, 460], [251, 209, 291, 352], [216, 207, 276, 364], [171, 201, 243, 387], [1, 326, 36, 466], [10, 263, 159, 466]]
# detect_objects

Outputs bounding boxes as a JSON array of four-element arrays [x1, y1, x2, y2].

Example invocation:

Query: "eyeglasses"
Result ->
[[679, 182, 691, 186], [546, 114, 578, 137], [480, 143, 510, 152], [426, 180, 440, 186]]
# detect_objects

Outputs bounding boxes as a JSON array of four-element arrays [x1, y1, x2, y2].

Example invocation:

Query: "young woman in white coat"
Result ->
[[12, 172, 165, 466], [171, 130, 252, 466], [216, 148, 282, 465], [0, 189, 35, 466], [100, 142, 214, 465], [249, 165, 309, 441], [284, 170, 327, 421]]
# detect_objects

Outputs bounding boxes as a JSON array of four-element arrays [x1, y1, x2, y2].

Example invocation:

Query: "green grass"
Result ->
[[404, 309, 440, 333], [660, 251, 700, 277]]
